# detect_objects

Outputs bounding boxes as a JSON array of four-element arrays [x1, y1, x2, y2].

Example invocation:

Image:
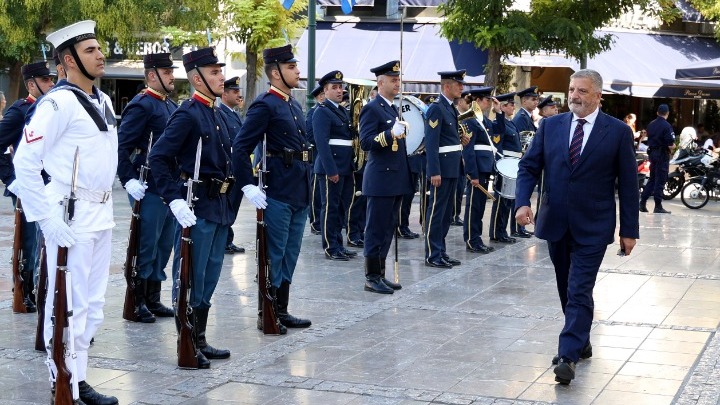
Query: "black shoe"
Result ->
[[325, 251, 349, 261], [397, 228, 419, 239], [78, 381, 119, 405], [425, 259, 453, 268], [310, 224, 321, 235], [491, 236, 517, 244], [146, 281, 174, 317], [450, 219, 464, 226], [443, 257, 461, 266], [256, 316, 287, 335], [653, 206, 671, 214], [553, 359, 576, 385], [639, 201, 648, 212], [347, 239, 364, 248], [467, 244, 494, 254], [341, 248, 358, 257], [225, 243, 245, 254], [552, 343, 592, 365], [511, 230, 532, 238], [279, 313, 312, 328], [365, 277, 394, 294], [381, 277, 402, 290], [22, 296, 37, 313]]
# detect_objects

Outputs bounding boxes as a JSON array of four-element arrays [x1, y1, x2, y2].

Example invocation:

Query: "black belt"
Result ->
[[266, 149, 313, 163], [180, 173, 233, 192]]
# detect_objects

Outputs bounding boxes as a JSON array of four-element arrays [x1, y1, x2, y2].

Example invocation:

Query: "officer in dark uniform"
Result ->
[[312, 70, 357, 261], [535, 94, 558, 215], [233, 44, 312, 331], [359, 60, 412, 294], [347, 155, 367, 247], [0, 61, 55, 312], [462, 87, 504, 254], [117, 53, 178, 323], [424, 70, 465, 268], [218, 76, 246, 254], [510, 86, 538, 238], [489, 92, 519, 244], [640, 104, 675, 214], [149, 47, 233, 368], [306, 85, 325, 235]]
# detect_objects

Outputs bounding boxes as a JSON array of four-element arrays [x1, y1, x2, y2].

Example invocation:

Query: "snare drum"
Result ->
[[494, 157, 520, 199], [394, 95, 427, 156]]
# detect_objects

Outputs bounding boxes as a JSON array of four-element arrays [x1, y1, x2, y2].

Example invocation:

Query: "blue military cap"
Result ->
[[318, 70, 344, 87], [438, 69, 466, 83], [224, 76, 241, 90], [657, 104, 670, 114], [495, 92, 516, 103], [143, 53, 177, 69], [538, 95, 556, 109], [263, 44, 298, 64], [310, 85, 324, 98], [370, 60, 400, 77], [182, 47, 225, 72], [464, 86, 493, 99], [516, 86, 539, 98], [21, 61, 55, 80]]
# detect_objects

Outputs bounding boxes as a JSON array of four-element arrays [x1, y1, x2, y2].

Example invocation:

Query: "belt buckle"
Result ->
[[220, 181, 229, 194], [101, 191, 111, 204], [302, 151, 308, 162]]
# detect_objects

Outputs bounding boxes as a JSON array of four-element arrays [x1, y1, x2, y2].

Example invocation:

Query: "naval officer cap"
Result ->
[[263, 44, 298, 64], [370, 60, 400, 77], [538, 95, 556, 109], [22, 61, 55, 80], [47, 20, 97, 52], [143, 53, 177, 69], [319, 70, 344, 87], [310, 85, 324, 97], [224, 76, 241, 90], [495, 92, 516, 103], [438, 69, 466, 83], [516, 86, 539, 98], [182, 47, 225, 72]]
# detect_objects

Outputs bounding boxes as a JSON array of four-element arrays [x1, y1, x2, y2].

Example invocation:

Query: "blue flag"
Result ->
[[341, 0, 356, 14], [282, 0, 295, 10]]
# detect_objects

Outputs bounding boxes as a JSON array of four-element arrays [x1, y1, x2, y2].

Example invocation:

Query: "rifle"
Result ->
[[122, 132, 153, 321], [35, 238, 48, 352], [11, 198, 28, 313], [49, 146, 80, 404], [257, 135, 281, 335], [177, 138, 202, 369]]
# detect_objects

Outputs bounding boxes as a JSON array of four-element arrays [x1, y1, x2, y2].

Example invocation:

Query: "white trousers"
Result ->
[[44, 229, 112, 382]]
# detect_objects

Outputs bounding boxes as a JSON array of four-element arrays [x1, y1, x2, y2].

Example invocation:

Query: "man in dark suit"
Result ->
[[424, 70, 465, 268], [515, 69, 639, 385], [359, 60, 412, 294]]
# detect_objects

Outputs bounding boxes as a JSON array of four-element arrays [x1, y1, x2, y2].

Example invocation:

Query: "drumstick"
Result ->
[[466, 174, 496, 201]]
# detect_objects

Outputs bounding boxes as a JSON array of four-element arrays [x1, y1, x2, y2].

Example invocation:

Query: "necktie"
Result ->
[[569, 118, 587, 167]]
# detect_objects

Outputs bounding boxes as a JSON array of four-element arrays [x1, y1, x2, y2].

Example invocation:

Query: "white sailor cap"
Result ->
[[47, 20, 97, 52]]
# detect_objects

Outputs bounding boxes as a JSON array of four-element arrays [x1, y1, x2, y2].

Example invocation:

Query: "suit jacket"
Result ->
[[515, 111, 640, 245], [424, 97, 461, 178]]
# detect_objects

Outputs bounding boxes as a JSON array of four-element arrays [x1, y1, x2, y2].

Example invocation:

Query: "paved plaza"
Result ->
[[1, 181, 720, 404]]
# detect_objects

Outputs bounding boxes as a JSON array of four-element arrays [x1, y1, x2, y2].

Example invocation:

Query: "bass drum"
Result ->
[[394, 95, 427, 156]]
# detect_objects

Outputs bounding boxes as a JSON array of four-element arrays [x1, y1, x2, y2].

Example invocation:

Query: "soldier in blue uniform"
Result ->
[[312, 70, 357, 261], [347, 159, 367, 247], [535, 94, 558, 215], [0, 61, 55, 312], [461, 87, 504, 254], [359, 60, 411, 294], [218, 76, 246, 254], [489, 92, 520, 244], [148, 47, 233, 368], [305, 85, 324, 235], [640, 104, 675, 214], [424, 70, 465, 268], [117, 52, 178, 323], [510, 86, 538, 238], [233, 44, 312, 332]]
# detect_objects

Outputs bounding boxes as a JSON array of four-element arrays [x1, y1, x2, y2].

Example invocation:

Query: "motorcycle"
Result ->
[[664, 147, 712, 200], [680, 158, 720, 209]]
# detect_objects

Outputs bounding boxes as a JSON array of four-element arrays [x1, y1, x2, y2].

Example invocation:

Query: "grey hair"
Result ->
[[570, 69, 603, 93]]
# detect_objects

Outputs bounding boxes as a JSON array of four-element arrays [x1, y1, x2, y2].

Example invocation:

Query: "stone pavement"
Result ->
[[1, 180, 720, 405]]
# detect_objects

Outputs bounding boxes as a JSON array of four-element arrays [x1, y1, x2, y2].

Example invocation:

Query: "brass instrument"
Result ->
[[458, 101, 484, 146], [519, 130, 535, 153], [346, 78, 375, 172]]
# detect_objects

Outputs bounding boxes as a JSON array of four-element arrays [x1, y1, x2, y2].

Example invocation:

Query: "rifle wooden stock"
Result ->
[[177, 227, 198, 369], [122, 200, 141, 321], [12, 198, 28, 313], [257, 208, 280, 335], [52, 247, 73, 405], [35, 241, 48, 352]]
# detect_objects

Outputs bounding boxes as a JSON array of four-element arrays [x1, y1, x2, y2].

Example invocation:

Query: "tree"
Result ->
[[438, 0, 679, 89]]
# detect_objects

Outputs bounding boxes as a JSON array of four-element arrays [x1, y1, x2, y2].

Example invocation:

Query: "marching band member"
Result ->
[[306, 85, 325, 235], [489, 92, 519, 244], [510, 86, 539, 238]]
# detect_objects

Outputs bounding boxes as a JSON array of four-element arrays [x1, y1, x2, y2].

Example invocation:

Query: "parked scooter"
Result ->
[[664, 147, 712, 200]]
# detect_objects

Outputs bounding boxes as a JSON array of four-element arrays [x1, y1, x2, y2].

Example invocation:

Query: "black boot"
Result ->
[[145, 280, 174, 317], [653, 201, 671, 214], [639, 199, 648, 212], [364, 257, 394, 294], [78, 380, 118, 405], [379, 259, 402, 290], [21, 270, 37, 312], [194, 308, 231, 359], [277, 282, 312, 328], [174, 313, 210, 369], [134, 279, 155, 323], [256, 288, 287, 334]]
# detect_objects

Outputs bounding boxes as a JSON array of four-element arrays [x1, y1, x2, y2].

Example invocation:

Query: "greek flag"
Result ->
[[341, 0, 357, 14]]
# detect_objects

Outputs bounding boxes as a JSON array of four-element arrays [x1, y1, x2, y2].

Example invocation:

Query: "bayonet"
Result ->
[[186, 138, 202, 209], [64, 147, 79, 223]]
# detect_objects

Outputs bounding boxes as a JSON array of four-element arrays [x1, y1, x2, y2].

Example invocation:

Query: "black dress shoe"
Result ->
[[425, 259, 453, 268], [365, 277, 394, 294], [325, 251, 349, 261], [341, 248, 358, 257], [467, 244, 494, 254], [78, 380, 119, 405], [347, 239, 364, 248], [397, 228, 420, 239], [225, 243, 245, 254], [279, 313, 312, 328], [653, 207, 671, 214], [491, 236, 517, 244], [552, 342, 592, 365], [553, 359, 576, 385], [511, 231, 532, 238], [443, 257, 461, 266], [310, 225, 321, 235], [381, 277, 402, 290], [450, 219, 464, 226]]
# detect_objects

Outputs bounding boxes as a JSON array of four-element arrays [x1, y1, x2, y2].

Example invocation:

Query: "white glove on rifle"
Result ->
[[391, 118, 409, 137], [38, 217, 77, 248], [6, 180, 20, 197], [242, 184, 267, 209], [124, 178, 147, 201], [169, 199, 196, 228]]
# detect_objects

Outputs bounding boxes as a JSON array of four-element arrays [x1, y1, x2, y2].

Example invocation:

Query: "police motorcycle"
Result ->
[[665, 146, 713, 200], [679, 154, 719, 209]]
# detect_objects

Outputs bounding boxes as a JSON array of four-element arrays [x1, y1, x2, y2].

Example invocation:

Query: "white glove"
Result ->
[[124, 178, 147, 201], [391, 118, 406, 137], [169, 199, 196, 228], [242, 184, 267, 209], [6, 180, 20, 197], [39, 217, 77, 248]]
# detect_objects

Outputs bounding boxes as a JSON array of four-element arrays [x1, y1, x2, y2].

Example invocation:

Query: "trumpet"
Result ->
[[519, 130, 535, 152]]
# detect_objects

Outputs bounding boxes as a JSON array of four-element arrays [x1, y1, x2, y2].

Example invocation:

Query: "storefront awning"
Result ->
[[296, 22, 487, 93], [675, 57, 720, 80]]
